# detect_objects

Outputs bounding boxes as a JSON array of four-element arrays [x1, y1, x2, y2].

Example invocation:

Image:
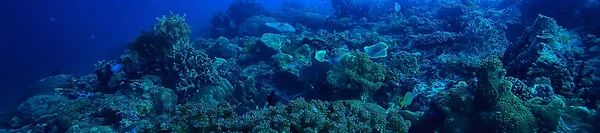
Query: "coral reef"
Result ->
[[4, 1, 600, 133]]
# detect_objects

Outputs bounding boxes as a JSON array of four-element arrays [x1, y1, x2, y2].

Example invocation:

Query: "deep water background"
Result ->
[[0, 0, 331, 110]]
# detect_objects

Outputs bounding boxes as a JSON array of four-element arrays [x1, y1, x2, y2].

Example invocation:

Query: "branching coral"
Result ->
[[461, 16, 508, 59], [121, 12, 222, 104], [155, 98, 410, 132], [327, 51, 386, 100], [128, 12, 191, 60], [169, 46, 220, 92], [153, 12, 191, 43]]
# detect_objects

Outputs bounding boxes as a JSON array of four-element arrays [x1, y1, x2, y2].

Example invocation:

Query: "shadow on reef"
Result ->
[[3, 0, 600, 132]]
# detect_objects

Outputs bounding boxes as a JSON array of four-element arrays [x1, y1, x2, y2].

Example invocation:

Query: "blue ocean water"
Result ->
[[0, 0, 599, 132]]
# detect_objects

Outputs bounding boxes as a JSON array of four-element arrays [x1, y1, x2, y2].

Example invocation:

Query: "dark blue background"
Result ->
[[0, 0, 330, 107]]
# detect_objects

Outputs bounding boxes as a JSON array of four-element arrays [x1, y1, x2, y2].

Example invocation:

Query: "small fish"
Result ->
[[329, 52, 347, 64], [50, 17, 56, 22], [400, 91, 415, 109], [91, 35, 95, 40], [394, 3, 401, 12], [266, 91, 279, 107], [111, 64, 124, 73]]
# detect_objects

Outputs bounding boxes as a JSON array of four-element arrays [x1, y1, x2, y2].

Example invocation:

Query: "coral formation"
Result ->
[[327, 51, 386, 100], [4, 1, 600, 133]]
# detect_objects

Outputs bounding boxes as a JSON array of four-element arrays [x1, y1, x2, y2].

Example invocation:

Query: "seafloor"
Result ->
[[2, 0, 600, 133]]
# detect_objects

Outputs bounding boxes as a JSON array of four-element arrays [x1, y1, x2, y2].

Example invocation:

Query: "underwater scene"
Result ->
[[2, 0, 600, 132]]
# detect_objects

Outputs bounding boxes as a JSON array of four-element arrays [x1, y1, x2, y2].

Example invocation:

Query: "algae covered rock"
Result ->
[[265, 22, 296, 33]]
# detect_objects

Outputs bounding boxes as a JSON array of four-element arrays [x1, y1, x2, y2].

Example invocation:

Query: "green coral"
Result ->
[[431, 81, 475, 133], [487, 91, 537, 133], [476, 57, 537, 133], [327, 51, 386, 100], [529, 100, 562, 131], [421, 58, 569, 133]]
